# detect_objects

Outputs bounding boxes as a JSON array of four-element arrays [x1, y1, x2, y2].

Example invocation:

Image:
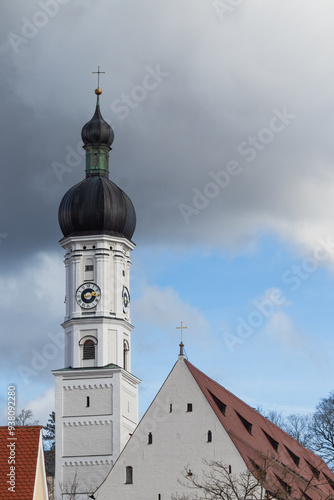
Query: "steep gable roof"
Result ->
[[0, 425, 46, 499], [185, 360, 334, 499]]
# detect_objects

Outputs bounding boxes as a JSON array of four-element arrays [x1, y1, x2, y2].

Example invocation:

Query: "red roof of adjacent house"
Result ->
[[186, 360, 334, 499], [0, 425, 42, 499]]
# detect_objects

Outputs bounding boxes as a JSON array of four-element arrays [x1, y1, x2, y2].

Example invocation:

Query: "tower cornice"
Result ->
[[60, 233, 136, 250], [61, 316, 134, 330]]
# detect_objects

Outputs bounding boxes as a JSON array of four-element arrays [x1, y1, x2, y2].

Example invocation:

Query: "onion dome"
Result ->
[[58, 87, 136, 241], [58, 176, 136, 239], [81, 91, 114, 147]]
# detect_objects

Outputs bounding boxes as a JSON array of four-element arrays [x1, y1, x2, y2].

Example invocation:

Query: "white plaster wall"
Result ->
[[121, 385, 137, 423], [63, 384, 113, 416], [108, 329, 117, 365], [63, 420, 112, 457], [95, 358, 248, 500], [62, 462, 113, 499]]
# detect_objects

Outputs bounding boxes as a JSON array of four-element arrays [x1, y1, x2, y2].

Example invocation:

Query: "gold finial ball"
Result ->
[[95, 88, 102, 95]]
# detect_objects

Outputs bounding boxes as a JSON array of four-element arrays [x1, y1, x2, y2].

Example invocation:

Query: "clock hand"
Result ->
[[84, 291, 98, 299]]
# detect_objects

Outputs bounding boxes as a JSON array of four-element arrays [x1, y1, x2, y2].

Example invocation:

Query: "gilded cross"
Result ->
[[176, 321, 187, 343], [92, 66, 105, 88]]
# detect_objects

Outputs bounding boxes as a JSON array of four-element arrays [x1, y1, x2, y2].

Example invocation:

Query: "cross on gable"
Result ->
[[176, 321, 187, 343]]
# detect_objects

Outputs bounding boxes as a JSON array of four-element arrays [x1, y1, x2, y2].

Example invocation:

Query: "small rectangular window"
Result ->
[[125, 466, 133, 484], [148, 432, 153, 444], [207, 430, 212, 442], [85, 265, 94, 271], [169, 404, 172, 413], [187, 403, 193, 412], [229, 465, 232, 474], [86, 396, 90, 408]]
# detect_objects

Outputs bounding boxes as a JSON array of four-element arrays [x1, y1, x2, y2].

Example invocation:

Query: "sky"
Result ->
[[1, 0, 334, 427]]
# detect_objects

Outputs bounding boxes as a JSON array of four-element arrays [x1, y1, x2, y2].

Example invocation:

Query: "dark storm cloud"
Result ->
[[1, 0, 334, 264], [1, 0, 334, 420]]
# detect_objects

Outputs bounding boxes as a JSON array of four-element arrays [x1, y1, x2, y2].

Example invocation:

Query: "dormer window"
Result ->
[[285, 446, 300, 467], [236, 411, 252, 435], [209, 390, 226, 416], [262, 429, 279, 452], [305, 460, 320, 480]]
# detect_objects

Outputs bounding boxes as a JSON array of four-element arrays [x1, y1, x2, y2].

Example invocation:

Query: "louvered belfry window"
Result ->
[[83, 340, 95, 360]]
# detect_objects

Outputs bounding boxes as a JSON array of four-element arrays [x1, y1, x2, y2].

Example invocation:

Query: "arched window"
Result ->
[[207, 430, 212, 442], [83, 340, 95, 360], [148, 432, 153, 444], [125, 466, 133, 484], [123, 340, 129, 370]]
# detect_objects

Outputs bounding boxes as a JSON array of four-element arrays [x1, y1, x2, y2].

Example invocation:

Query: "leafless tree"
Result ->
[[256, 407, 285, 429], [256, 407, 313, 449], [15, 408, 39, 426], [172, 458, 334, 500], [309, 392, 334, 471], [173, 461, 269, 500], [285, 413, 313, 448], [59, 470, 80, 500]]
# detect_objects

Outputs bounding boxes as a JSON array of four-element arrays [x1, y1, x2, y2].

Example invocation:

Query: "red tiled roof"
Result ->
[[186, 360, 334, 499], [0, 425, 42, 499]]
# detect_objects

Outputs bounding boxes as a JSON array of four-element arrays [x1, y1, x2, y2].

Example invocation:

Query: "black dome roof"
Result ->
[[58, 176, 136, 240], [81, 101, 114, 147]]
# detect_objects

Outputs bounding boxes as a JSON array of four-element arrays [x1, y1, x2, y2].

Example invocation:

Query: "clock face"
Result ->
[[76, 283, 101, 309], [122, 286, 130, 312]]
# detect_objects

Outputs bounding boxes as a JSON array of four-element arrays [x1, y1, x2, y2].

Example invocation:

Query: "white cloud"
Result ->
[[25, 386, 55, 426], [133, 284, 209, 340]]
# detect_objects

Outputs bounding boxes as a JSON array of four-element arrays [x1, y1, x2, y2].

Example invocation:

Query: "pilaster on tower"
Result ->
[[53, 81, 140, 500]]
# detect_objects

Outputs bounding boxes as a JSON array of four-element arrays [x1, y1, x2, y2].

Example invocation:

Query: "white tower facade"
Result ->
[[53, 86, 140, 499]]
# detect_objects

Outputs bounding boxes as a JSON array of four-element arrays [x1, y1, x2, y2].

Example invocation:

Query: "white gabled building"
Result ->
[[94, 348, 334, 500]]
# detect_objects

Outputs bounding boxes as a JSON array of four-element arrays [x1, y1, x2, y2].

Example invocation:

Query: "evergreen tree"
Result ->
[[43, 411, 55, 450]]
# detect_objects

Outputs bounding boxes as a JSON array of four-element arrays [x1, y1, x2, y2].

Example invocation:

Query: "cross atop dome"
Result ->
[[92, 65, 105, 95]]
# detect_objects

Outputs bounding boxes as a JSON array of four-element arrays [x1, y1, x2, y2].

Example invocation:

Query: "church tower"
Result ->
[[53, 83, 140, 499]]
